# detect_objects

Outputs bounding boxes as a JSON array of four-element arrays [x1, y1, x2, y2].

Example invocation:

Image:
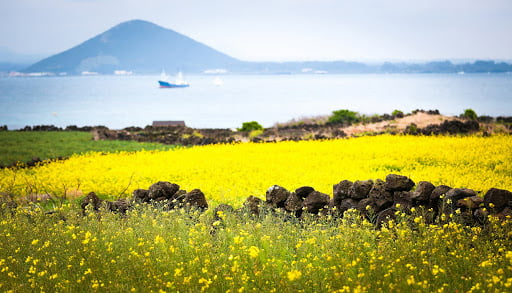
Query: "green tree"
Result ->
[[328, 109, 360, 125], [237, 121, 263, 132], [462, 109, 478, 120]]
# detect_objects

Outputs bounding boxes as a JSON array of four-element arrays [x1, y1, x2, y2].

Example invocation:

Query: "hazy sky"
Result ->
[[1, 0, 512, 61]]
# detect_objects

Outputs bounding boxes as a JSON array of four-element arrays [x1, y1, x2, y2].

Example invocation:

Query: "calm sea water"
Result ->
[[1, 74, 511, 129]]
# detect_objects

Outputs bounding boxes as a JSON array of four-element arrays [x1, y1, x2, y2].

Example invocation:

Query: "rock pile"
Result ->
[[81, 181, 208, 215], [405, 120, 480, 135]]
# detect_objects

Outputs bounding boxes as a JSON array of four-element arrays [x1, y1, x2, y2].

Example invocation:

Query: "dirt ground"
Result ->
[[341, 112, 458, 136]]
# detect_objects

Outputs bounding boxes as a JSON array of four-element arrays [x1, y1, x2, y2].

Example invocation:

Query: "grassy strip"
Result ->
[[0, 204, 511, 292], [0, 131, 176, 167]]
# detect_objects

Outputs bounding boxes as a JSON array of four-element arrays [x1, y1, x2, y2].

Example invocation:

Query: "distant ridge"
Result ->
[[24, 20, 241, 74]]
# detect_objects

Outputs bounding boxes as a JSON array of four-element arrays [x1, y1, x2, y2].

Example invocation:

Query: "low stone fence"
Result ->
[[79, 174, 512, 227]]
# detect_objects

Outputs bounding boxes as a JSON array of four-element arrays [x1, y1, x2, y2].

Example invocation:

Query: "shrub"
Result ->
[[392, 110, 404, 118], [462, 109, 478, 120], [238, 121, 263, 132], [328, 109, 360, 125], [249, 129, 264, 138]]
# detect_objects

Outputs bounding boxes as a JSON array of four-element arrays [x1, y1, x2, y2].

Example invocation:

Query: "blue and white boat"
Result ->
[[158, 71, 189, 88]]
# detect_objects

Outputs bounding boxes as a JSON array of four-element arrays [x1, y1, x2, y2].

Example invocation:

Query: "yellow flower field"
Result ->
[[1, 134, 512, 292], [1, 135, 510, 205]]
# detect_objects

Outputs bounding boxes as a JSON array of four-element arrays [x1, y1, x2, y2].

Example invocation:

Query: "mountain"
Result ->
[[24, 20, 241, 74], [21, 19, 512, 75]]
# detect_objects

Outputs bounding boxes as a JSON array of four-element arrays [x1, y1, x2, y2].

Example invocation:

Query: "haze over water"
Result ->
[[1, 73, 511, 130]]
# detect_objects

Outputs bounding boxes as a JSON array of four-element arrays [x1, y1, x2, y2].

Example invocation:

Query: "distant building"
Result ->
[[152, 121, 186, 127]]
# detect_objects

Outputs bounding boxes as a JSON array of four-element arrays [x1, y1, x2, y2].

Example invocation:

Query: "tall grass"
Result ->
[[0, 204, 511, 292]]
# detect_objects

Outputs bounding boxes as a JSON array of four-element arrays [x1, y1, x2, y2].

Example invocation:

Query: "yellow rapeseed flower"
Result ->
[[287, 270, 302, 281], [247, 246, 260, 258]]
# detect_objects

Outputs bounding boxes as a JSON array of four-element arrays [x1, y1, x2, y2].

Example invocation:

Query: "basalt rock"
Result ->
[[243, 195, 263, 215], [495, 207, 512, 221], [484, 188, 512, 213], [430, 185, 452, 207], [385, 174, 415, 192], [473, 208, 489, 224], [132, 189, 150, 203], [284, 193, 303, 212], [411, 181, 435, 205], [368, 179, 393, 212], [444, 188, 477, 211], [376, 208, 397, 228], [183, 189, 208, 210], [457, 196, 484, 210], [295, 186, 315, 199], [358, 198, 379, 216], [109, 199, 130, 214], [81, 192, 103, 212], [333, 180, 353, 204], [148, 181, 180, 200], [334, 198, 359, 215], [266, 185, 290, 208], [303, 191, 330, 214], [349, 180, 373, 200], [393, 191, 413, 210]]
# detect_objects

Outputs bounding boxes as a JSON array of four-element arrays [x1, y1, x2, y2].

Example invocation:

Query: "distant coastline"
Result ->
[[3, 60, 512, 77]]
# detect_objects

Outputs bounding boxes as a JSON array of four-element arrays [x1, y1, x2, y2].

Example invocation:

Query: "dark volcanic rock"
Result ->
[[110, 199, 130, 214], [183, 189, 208, 210], [285, 193, 303, 212], [376, 208, 397, 228], [148, 182, 180, 200], [457, 196, 484, 210], [496, 207, 512, 221], [393, 191, 413, 210], [349, 180, 373, 200], [295, 186, 315, 199], [266, 185, 290, 208], [81, 192, 103, 211], [334, 198, 359, 215], [430, 185, 452, 203], [420, 120, 480, 135], [385, 174, 415, 192], [368, 179, 393, 212], [484, 188, 512, 213], [357, 198, 378, 214], [333, 180, 353, 204], [243, 196, 263, 215], [411, 181, 435, 205], [303, 191, 330, 214], [445, 188, 476, 208], [132, 189, 149, 203]]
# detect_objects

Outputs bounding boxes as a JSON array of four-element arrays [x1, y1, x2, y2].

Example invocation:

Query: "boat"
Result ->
[[158, 71, 189, 88]]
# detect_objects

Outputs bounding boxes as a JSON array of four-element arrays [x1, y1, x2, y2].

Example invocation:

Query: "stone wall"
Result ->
[[78, 174, 512, 228]]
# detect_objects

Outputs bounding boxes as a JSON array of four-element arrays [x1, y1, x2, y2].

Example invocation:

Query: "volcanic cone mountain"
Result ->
[[24, 20, 241, 74]]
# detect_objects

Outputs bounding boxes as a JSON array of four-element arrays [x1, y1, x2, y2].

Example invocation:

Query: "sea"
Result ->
[[1, 73, 511, 130]]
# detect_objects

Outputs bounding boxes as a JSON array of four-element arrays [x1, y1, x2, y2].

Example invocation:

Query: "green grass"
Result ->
[[0, 131, 175, 166]]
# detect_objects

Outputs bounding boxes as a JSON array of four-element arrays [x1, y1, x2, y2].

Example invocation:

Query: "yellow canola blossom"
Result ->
[[0, 135, 510, 205]]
